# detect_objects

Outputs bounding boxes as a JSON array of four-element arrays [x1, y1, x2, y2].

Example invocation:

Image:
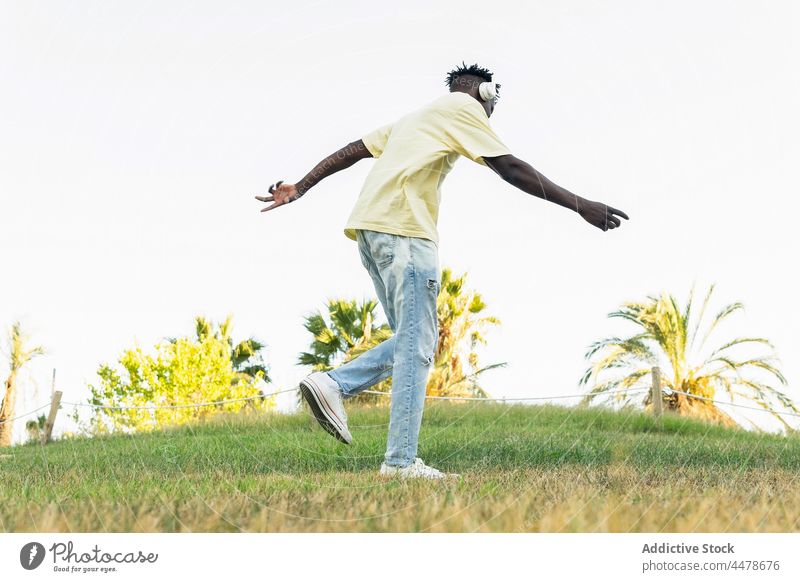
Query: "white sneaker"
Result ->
[[379, 457, 460, 480], [299, 371, 353, 444]]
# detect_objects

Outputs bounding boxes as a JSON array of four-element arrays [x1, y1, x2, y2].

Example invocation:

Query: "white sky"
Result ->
[[1, 0, 798, 442]]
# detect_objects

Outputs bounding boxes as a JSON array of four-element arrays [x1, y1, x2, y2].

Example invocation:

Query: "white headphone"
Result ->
[[478, 81, 497, 102]]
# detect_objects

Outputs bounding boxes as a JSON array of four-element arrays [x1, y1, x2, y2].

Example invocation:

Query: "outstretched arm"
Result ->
[[255, 139, 373, 212], [483, 154, 629, 231]]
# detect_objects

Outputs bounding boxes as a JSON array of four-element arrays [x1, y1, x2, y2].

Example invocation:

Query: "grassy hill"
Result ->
[[2, 401, 799, 532]]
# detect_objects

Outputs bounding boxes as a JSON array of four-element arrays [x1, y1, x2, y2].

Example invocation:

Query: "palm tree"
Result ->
[[427, 267, 506, 398], [579, 284, 796, 430], [298, 298, 393, 406], [0, 322, 45, 447]]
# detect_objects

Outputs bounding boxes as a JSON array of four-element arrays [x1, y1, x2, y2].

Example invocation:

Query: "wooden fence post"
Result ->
[[651, 366, 663, 424], [41, 390, 62, 445]]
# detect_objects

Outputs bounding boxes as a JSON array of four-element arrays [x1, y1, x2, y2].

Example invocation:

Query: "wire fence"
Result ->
[[664, 387, 800, 419], [0, 403, 52, 426], [2, 386, 647, 427], [4, 372, 799, 433], [61, 387, 299, 411], [360, 387, 651, 401]]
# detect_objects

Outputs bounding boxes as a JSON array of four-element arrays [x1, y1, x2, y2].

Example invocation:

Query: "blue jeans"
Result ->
[[327, 229, 440, 467]]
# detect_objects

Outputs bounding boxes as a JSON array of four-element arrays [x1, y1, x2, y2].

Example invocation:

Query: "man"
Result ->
[[255, 62, 629, 480]]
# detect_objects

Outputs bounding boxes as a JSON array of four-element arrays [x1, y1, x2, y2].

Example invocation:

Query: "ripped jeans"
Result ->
[[327, 229, 440, 467]]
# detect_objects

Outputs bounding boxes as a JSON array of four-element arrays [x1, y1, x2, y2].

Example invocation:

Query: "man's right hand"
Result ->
[[255, 180, 303, 212], [578, 199, 629, 231]]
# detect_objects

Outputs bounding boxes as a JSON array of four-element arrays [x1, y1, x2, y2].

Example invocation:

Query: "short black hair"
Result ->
[[445, 61, 501, 97]]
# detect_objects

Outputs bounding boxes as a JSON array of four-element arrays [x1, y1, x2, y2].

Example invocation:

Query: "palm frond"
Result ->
[[689, 283, 716, 349], [735, 381, 796, 431], [194, 316, 212, 342], [218, 313, 234, 341], [682, 281, 696, 338], [8, 321, 45, 371], [698, 301, 744, 351], [736, 356, 788, 385], [705, 337, 774, 362]]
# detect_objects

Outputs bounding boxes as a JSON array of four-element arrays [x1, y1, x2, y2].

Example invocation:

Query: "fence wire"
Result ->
[[361, 387, 650, 401], [62, 387, 299, 411], [0, 403, 52, 426], [5, 383, 799, 423], [664, 387, 800, 419]]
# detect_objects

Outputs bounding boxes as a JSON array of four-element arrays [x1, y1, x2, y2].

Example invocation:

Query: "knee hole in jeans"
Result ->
[[426, 278, 441, 299]]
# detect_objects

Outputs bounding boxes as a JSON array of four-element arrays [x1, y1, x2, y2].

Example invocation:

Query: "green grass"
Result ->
[[2, 401, 800, 532]]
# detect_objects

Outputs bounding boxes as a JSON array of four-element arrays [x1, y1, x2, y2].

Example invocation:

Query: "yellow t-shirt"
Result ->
[[343, 91, 511, 245]]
